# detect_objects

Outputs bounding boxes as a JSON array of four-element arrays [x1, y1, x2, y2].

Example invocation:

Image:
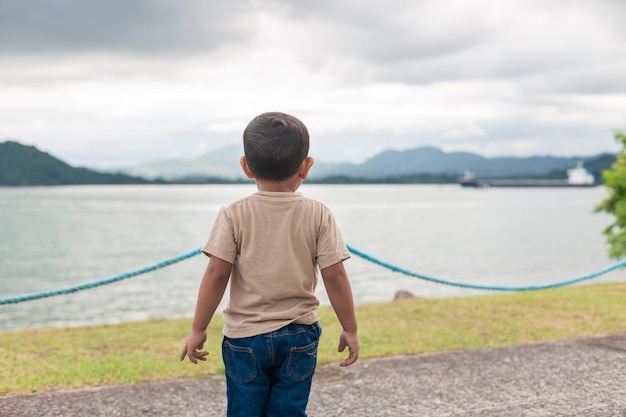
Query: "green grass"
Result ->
[[1, 281, 625, 396]]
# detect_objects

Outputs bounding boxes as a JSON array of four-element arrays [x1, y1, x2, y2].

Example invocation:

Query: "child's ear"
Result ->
[[240, 156, 255, 179], [299, 157, 314, 179]]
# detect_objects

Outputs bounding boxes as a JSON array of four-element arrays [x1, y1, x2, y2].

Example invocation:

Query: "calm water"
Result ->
[[1, 184, 623, 331]]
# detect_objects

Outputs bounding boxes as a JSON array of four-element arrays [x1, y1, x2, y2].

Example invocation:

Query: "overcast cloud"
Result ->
[[0, 0, 624, 167]]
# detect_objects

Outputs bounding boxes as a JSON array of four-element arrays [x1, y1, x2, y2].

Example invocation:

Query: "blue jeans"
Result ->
[[222, 322, 322, 417]]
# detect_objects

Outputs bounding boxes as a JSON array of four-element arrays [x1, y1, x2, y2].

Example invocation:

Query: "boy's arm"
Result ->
[[321, 261, 359, 367], [179, 256, 232, 364]]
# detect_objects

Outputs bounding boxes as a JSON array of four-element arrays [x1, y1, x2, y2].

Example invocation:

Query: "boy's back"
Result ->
[[203, 191, 350, 338]]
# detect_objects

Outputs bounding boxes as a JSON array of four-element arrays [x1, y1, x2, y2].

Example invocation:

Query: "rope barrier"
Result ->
[[1, 245, 625, 305], [0, 248, 202, 305], [346, 245, 626, 291]]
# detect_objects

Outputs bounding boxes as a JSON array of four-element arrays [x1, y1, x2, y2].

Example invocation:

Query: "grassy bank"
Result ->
[[1, 281, 625, 396]]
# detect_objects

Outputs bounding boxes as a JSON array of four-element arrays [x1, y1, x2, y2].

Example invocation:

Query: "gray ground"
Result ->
[[1, 333, 625, 417]]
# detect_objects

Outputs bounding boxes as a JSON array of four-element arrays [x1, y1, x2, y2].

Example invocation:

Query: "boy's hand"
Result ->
[[338, 330, 359, 366], [179, 330, 209, 364]]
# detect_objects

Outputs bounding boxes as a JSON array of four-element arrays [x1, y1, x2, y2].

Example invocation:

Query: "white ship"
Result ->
[[459, 162, 596, 188]]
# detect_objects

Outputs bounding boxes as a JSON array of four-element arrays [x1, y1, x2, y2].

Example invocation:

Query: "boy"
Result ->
[[180, 112, 359, 416]]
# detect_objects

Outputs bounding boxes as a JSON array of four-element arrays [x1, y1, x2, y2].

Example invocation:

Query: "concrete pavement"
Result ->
[[1, 333, 625, 416]]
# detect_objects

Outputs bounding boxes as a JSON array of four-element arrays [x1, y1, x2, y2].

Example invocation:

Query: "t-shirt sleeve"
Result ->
[[202, 207, 237, 264], [316, 207, 350, 270]]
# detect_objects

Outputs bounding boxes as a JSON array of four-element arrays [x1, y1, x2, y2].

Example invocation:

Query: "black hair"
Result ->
[[243, 112, 309, 181]]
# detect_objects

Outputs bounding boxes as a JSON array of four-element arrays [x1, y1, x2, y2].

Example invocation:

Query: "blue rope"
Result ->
[[346, 245, 626, 291], [1, 245, 625, 305], [0, 248, 202, 305]]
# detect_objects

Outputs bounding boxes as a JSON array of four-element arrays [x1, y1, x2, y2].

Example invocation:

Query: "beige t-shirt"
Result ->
[[202, 191, 350, 338]]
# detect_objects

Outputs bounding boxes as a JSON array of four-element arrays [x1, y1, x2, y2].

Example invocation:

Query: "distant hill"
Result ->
[[309, 146, 615, 180], [122, 145, 616, 182], [122, 144, 245, 180], [0, 141, 152, 186]]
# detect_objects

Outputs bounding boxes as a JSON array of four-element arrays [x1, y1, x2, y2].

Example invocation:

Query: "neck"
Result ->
[[255, 176, 302, 193]]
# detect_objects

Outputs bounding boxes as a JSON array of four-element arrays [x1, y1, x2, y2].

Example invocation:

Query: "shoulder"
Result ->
[[221, 193, 258, 212], [296, 195, 335, 215]]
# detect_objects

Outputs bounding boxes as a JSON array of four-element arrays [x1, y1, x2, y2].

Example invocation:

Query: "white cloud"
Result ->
[[0, 0, 624, 167]]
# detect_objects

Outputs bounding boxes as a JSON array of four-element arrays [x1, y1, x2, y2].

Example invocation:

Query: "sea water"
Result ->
[[0, 184, 623, 331]]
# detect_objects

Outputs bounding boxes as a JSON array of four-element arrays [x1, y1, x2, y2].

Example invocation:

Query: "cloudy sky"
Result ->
[[1, 0, 625, 168]]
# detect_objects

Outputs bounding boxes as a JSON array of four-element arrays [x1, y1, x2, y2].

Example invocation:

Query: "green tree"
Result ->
[[595, 130, 626, 259]]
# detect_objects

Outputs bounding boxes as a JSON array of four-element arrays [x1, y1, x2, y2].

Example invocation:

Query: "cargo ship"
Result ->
[[459, 162, 596, 188]]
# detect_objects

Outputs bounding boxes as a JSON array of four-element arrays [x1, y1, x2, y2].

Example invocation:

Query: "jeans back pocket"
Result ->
[[223, 340, 257, 384], [286, 340, 318, 381]]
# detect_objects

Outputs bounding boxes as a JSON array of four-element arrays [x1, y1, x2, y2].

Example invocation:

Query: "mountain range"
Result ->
[[0, 141, 151, 186], [122, 144, 615, 182], [0, 140, 616, 186]]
